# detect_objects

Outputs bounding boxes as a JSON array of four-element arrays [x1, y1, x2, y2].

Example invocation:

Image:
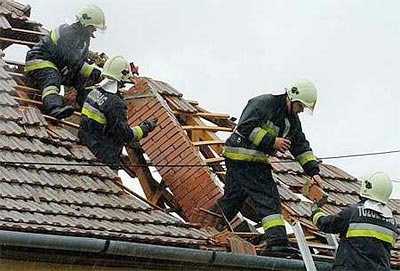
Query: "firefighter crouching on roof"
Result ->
[[78, 56, 157, 169], [213, 80, 323, 255], [311, 171, 399, 270], [24, 5, 106, 119]]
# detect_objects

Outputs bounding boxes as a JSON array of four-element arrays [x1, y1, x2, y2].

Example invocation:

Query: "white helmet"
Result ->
[[285, 80, 317, 112], [360, 171, 393, 204], [101, 56, 132, 82], [76, 5, 106, 31]]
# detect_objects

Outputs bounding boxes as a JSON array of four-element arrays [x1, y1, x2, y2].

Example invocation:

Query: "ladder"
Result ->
[[292, 221, 317, 271]]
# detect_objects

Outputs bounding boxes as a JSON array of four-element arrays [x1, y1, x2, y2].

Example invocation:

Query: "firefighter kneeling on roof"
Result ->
[[24, 5, 106, 119], [311, 171, 399, 270], [213, 80, 323, 256], [78, 56, 157, 169]]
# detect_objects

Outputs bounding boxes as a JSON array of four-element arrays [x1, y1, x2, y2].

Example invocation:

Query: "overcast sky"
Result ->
[[6, 0, 400, 197]]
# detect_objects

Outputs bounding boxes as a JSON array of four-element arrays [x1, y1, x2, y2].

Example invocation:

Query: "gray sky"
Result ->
[[6, 0, 400, 197]]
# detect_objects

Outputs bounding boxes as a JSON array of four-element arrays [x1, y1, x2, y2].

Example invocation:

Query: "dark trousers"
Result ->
[[216, 158, 288, 246], [25, 68, 89, 109]]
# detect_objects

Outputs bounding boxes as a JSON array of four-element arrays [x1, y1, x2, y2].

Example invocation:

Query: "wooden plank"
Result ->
[[192, 140, 224, 146], [204, 157, 225, 164], [15, 85, 41, 94], [173, 111, 231, 119], [0, 36, 36, 46], [182, 125, 233, 132], [10, 27, 46, 36]]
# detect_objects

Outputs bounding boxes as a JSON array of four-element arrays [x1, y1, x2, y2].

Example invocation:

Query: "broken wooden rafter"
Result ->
[[182, 125, 233, 132]]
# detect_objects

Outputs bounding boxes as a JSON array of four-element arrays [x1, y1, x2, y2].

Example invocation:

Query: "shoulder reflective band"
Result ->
[[296, 151, 317, 166], [223, 146, 269, 163], [24, 60, 58, 72], [346, 223, 398, 246], [50, 27, 61, 45], [81, 102, 106, 124], [312, 210, 326, 226], [262, 214, 285, 231], [80, 62, 95, 78]]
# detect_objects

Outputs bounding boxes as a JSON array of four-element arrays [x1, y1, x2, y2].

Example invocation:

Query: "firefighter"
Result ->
[[78, 56, 157, 169], [311, 171, 398, 270], [214, 80, 323, 254], [24, 5, 106, 119]]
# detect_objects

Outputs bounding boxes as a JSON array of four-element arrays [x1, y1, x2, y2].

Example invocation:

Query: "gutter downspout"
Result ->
[[0, 230, 332, 271]]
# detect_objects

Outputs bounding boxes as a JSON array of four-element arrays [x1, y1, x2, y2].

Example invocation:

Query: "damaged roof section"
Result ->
[[0, 51, 217, 249]]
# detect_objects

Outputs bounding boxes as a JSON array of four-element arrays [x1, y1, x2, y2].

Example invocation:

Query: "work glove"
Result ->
[[139, 118, 158, 137]]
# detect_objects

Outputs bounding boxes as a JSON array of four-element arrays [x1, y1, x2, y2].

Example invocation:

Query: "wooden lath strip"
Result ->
[[192, 140, 224, 146], [204, 157, 225, 164], [182, 125, 233, 132], [15, 84, 40, 94], [173, 111, 231, 119], [9, 27, 46, 36], [0, 36, 36, 46]]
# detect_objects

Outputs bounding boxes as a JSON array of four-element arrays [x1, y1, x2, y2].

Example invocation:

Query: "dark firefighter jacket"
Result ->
[[25, 22, 95, 80], [312, 201, 399, 270], [78, 86, 144, 167], [224, 93, 319, 176]]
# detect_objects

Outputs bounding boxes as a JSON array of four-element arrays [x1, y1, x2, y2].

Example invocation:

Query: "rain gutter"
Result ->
[[0, 230, 333, 271]]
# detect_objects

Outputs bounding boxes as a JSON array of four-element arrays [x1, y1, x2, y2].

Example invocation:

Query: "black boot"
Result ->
[[42, 94, 74, 120]]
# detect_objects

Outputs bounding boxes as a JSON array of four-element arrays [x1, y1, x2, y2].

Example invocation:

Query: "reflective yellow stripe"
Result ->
[[298, 153, 317, 166], [312, 211, 325, 226], [42, 89, 59, 99], [223, 152, 268, 163], [253, 129, 267, 146], [347, 229, 396, 246], [82, 107, 106, 124], [50, 29, 57, 44], [263, 219, 285, 231], [83, 65, 94, 78], [24, 61, 58, 72]]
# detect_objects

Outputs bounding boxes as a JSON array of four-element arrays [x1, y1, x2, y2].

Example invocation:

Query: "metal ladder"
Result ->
[[293, 221, 338, 271], [292, 221, 317, 271]]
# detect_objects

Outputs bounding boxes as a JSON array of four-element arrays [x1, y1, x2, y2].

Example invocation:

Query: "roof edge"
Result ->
[[0, 230, 333, 270]]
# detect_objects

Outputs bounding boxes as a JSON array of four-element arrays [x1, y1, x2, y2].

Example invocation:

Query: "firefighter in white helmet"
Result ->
[[213, 80, 322, 255], [78, 56, 157, 169], [311, 171, 398, 270], [25, 5, 106, 119]]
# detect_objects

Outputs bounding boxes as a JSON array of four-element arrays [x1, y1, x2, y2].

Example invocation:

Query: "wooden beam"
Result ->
[[0, 36, 36, 46], [15, 85, 40, 94], [10, 27, 46, 36], [173, 111, 231, 119], [182, 125, 233, 132], [192, 140, 224, 146], [204, 157, 225, 164]]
